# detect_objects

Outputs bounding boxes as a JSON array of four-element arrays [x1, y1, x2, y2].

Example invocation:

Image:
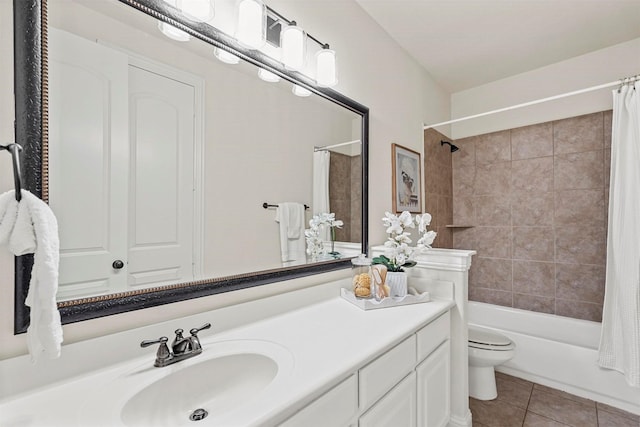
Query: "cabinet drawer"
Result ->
[[416, 312, 450, 362], [359, 335, 416, 410], [280, 374, 358, 427]]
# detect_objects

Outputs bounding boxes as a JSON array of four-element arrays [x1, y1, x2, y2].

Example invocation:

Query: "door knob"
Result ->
[[112, 260, 125, 269]]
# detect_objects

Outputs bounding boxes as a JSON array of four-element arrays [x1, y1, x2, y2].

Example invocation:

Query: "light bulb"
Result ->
[[179, 0, 215, 22], [258, 68, 280, 83], [236, 0, 266, 49], [292, 85, 311, 97], [158, 21, 191, 42], [214, 47, 240, 64], [280, 21, 306, 71], [316, 45, 337, 87]]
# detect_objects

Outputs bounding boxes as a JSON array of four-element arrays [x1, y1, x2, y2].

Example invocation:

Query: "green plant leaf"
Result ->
[[402, 261, 417, 268]]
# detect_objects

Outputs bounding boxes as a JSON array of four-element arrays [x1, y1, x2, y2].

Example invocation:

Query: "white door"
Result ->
[[49, 29, 130, 300], [127, 65, 195, 287], [49, 29, 197, 298]]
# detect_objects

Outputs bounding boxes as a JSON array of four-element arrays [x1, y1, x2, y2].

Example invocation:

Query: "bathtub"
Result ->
[[468, 302, 640, 415]]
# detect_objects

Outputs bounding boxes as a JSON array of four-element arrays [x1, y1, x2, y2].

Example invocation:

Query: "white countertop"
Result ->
[[0, 289, 453, 427]]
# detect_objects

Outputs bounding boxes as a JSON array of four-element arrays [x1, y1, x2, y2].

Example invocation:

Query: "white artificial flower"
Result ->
[[394, 232, 412, 244], [332, 219, 344, 228], [417, 213, 432, 233], [398, 211, 415, 228], [417, 230, 437, 248]]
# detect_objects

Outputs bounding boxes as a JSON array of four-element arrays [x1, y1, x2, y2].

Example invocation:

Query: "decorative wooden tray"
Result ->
[[340, 287, 431, 311]]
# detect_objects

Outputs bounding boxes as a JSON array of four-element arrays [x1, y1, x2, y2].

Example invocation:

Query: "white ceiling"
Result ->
[[354, 0, 640, 92]]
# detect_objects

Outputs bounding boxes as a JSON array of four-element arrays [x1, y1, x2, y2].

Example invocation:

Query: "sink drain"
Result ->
[[189, 408, 208, 421]]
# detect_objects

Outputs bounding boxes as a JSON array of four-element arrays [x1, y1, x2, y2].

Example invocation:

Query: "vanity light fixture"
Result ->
[[214, 47, 240, 64], [258, 68, 280, 82], [292, 84, 311, 97], [316, 44, 337, 88], [179, 0, 215, 22], [280, 21, 306, 71], [236, 0, 267, 49], [158, 21, 191, 42]]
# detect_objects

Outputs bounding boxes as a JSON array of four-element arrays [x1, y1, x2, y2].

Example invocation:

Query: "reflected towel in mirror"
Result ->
[[275, 202, 306, 263], [0, 190, 62, 362]]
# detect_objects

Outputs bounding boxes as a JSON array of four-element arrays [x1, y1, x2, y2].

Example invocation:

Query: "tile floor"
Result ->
[[470, 372, 640, 427]]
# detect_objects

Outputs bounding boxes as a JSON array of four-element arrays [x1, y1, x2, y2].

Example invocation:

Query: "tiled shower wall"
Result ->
[[330, 153, 362, 243], [452, 111, 612, 322], [424, 128, 454, 249]]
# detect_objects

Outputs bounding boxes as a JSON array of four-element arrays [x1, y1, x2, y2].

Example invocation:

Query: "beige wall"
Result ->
[[0, 0, 450, 359], [453, 111, 611, 322], [449, 38, 640, 139]]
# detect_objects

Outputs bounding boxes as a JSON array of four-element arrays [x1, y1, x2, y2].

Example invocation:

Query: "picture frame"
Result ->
[[392, 143, 422, 213]]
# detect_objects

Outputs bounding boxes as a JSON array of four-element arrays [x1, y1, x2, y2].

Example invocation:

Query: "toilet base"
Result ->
[[469, 365, 497, 400]]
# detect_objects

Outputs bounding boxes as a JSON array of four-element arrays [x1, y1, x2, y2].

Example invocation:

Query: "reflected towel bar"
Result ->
[[263, 202, 309, 210], [0, 143, 23, 202]]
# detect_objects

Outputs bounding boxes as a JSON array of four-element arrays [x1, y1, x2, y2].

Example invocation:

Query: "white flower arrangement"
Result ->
[[374, 211, 437, 272], [305, 213, 343, 259]]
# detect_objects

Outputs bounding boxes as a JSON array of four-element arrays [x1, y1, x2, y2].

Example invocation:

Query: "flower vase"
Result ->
[[386, 271, 408, 297]]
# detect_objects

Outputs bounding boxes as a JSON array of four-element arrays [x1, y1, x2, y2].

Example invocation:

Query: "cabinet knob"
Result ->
[[112, 260, 125, 270]]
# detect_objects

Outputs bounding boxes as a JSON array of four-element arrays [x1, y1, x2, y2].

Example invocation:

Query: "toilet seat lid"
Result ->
[[469, 326, 512, 346]]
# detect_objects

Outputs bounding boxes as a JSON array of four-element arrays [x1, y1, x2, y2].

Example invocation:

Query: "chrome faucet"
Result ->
[[141, 323, 211, 367]]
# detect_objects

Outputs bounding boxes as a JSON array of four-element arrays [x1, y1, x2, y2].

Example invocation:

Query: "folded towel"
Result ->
[[0, 190, 63, 362], [275, 202, 306, 262]]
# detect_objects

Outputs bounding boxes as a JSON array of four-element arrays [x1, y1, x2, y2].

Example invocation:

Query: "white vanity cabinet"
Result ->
[[281, 310, 451, 427]]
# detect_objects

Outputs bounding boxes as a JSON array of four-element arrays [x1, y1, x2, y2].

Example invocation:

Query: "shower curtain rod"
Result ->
[[314, 139, 361, 152], [424, 75, 640, 129]]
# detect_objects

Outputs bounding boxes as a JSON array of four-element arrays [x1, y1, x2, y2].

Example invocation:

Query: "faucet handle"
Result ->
[[140, 336, 171, 366], [189, 323, 211, 352], [189, 323, 211, 336]]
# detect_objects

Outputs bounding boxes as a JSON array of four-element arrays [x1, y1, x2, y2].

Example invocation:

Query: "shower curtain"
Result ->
[[312, 150, 330, 240], [598, 81, 640, 388]]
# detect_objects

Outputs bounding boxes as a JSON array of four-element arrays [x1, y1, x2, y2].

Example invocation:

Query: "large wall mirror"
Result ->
[[13, 0, 369, 333]]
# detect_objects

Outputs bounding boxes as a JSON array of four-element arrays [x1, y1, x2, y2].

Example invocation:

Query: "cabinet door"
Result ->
[[359, 372, 417, 427], [416, 341, 450, 427]]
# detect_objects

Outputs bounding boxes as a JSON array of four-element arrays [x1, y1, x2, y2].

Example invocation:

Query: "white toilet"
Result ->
[[468, 325, 516, 400]]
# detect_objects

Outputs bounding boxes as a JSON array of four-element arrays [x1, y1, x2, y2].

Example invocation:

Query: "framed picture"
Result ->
[[392, 143, 422, 213]]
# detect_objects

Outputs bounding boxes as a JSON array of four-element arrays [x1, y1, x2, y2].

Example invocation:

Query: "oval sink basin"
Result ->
[[121, 353, 277, 426], [79, 339, 294, 427]]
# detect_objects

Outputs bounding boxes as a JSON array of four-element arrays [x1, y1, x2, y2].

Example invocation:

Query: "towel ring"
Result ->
[[0, 143, 23, 202]]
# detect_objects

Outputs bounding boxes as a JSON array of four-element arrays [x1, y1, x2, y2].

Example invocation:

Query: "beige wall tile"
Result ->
[[453, 165, 476, 196], [556, 263, 605, 304], [424, 192, 438, 226], [555, 225, 606, 265], [512, 157, 554, 193], [452, 227, 476, 251], [476, 226, 512, 258], [554, 189, 605, 225], [604, 147, 611, 188], [512, 192, 554, 226], [475, 162, 511, 195], [475, 194, 511, 226], [473, 257, 513, 290], [475, 130, 511, 165], [513, 227, 555, 262], [514, 293, 555, 314], [452, 137, 475, 169], [468, 287, 513, 307], [453, 197, 475, 225], [554, 150, 604, 191], [511, 123, 553, 160], [556, 299, 603, 322], [553, 112, 604, 155], [434, 226, 452, 249], [603, 110, 612, 148], [513, 260, 555, 296]]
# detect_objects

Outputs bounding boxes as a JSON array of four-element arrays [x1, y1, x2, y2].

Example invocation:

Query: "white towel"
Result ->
[[275, 202, 306, 263], [0, 190, 63, 362]]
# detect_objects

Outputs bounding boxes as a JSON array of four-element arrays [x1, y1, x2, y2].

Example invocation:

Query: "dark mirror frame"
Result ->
[[13, 0, 369, 334]]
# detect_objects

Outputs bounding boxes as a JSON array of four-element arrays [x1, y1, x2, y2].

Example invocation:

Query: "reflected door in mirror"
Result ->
[[49, 29, 200, 301]]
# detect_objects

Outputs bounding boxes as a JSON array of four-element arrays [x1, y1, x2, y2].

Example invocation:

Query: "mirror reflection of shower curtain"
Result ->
[[313, 150, 331, 241], [598, 81, 640, 388]]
